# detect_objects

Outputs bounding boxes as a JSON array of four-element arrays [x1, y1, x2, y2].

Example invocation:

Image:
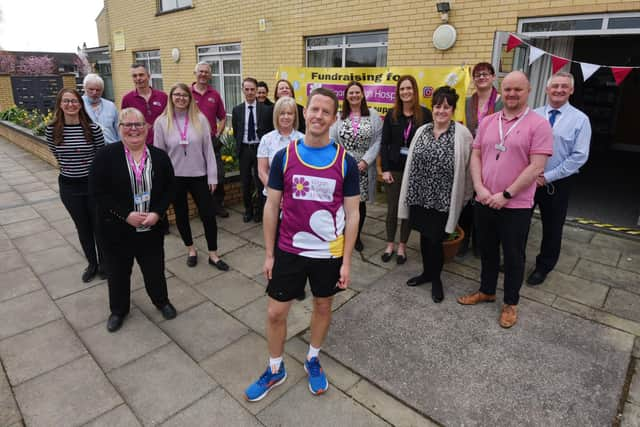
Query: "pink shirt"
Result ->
[[121, 88, 168, 145], [473, 109, 553, 208], [191, 83, 226, 136]]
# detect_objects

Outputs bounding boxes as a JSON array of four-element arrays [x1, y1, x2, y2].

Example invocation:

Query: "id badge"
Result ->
[[141, 192, 150, 202], [179, 139, 189, 145], [400, 146, 409, 156], [134, 194, 143, 205], [494, 144, 506, 152]]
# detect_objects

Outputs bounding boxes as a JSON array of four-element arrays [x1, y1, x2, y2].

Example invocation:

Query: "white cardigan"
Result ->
[[398, 121, 474, 234]]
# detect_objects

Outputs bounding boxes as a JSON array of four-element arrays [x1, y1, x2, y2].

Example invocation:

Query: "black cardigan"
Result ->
[[89, 142, 175, 241], [380, 106, 433, 172]]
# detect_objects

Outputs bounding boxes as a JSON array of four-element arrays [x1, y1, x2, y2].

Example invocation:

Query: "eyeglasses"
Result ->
[[473, 72, 493, 79], [172, 93, 190, 98], [61, 99, 80, 105], [120, 122, 146, 129]]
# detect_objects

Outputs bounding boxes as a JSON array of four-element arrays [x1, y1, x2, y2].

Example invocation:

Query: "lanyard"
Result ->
[[350, 113, 360, 140], [124, 146, 148, 186], [403, 120, 412, 145], [174, 113, 189, 155], [496, 108, 529, 159]]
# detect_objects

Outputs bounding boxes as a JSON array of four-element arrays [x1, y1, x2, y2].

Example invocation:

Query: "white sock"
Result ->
[[307, 345, 320, 360], [269, 356, 283, 373]]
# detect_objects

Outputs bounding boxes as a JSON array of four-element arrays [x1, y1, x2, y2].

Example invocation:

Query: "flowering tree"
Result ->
[[0, 52, 16, 73], [15, 56, 56, 75]]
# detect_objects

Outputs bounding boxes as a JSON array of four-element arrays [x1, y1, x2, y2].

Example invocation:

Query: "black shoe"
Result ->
[[381, 251, 394, 263], [209, 258, 229, 271], [431, 279, 444, 303], [82, 264, 98, 283], [354, 239, 364, 252], [186, 254, 198, 267], [527, 269, 547, 286], [159, 303, 177, 320], [407, 274, 430, 287], [97, 264, 108, 280], [396, 254, 407, 265], [296, 290, 306, 301], [107, 314, 125, 332], [243, 213, 253, 223]]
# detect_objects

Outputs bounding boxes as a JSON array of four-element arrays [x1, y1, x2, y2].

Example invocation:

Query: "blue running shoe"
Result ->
[[304, 357, 329, 395], [245, 363, 287, 402]]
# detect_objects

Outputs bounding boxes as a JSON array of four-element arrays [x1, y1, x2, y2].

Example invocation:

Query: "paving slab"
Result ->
[[165, 251, 226, 285], [0, 267, 41, 302], [21, 189, 57, 204], [573, 258, 640, 294], [0, 319, 87, 386], [30, 198, 69, 222], [216, 228, 252, 255], [24, 244, 84, 275], [623, 402, 640, 427], [159, 301, 248, 361], [0, 289, 61, 340], [0, 191, 25, 209], [39, 262, 105, 300], [237, 227, 264, 247], [108, 343, 215, 426], [14, 355, 123, 427], [553, 297, 640, 336], [199, 332, 306, 415], [12, 181, 50, 194], [604, 288, 640, 323], [161, 233, 188, 260], [361, 217, 386, 238], [348, 380, 438, 427], [80, 309, 171, 372], [3, 217, 50, 239], [558, 238, 621, 266], [257, 380, 390, 427], [0, 234, 13, 252], [83, 404, 142, 427], [348, 256, 389, 292], [132, 276, 206, 323], [161, 388, 260, 427], [220, 243, 266, 278], [195, 270, 266, 311], [57, 284, 110, 330], [50, 217, 77, 235], [323, 268, 634, 426], [217, 214, 262, 234], [533, 270, 609, 308], [12, 228, 68, 254], [592, 233, 640, 254], [0, 363, 21, 427], [620, 253, 640, 275], [628, 363, 640, 406]]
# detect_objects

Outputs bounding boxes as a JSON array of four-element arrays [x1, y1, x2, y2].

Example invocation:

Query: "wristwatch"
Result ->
[[503, 190, 512, 199]]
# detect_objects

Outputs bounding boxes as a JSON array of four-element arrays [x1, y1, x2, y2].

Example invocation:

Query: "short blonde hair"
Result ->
[[119, 107, 145, 124], [272, 96, 299, 131]]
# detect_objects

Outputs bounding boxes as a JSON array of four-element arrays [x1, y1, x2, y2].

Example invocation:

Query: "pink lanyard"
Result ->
[[403, 120, 412, 145], [174, 113, 189, 154], [124, 146, 147, 186], [350, 113, 361, 140]]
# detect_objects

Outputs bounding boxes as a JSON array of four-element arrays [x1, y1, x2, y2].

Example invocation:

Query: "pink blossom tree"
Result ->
[[0, 52, 16, 73], [15, 56, 56, 75]]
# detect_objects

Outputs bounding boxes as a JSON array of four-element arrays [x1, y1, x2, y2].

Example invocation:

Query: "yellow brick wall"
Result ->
[[96, 8, 111, 47], [0, 74, 15, 111], [103, 0, 640, 107], [62, 74, 77, 90]]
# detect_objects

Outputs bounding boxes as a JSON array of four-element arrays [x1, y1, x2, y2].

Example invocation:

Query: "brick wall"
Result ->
[[102, 0, 640, 107], [61, 74, 77, 90], [0, 74, 15, 111]]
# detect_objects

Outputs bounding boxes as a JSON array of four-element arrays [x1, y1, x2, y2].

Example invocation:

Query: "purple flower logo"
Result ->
[[292, 176, 310, 197]]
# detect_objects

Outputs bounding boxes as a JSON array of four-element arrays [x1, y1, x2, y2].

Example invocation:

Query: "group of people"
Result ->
[[44, 59, 591, 402]]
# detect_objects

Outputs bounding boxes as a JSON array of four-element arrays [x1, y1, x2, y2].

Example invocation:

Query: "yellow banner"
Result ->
[[276, 66, 471, 123]]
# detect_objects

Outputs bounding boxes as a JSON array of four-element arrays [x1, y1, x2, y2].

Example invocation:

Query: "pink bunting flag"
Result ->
[[551, 55, 569, 73], [611, 67, 633, 86], [506, 34, 523, 52]]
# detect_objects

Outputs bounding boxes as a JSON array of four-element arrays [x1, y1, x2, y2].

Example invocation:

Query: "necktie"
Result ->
[[248, 105, 256, 142], [548, 109, 560, 127]]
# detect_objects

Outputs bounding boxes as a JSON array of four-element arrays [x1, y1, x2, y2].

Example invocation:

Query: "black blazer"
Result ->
[[231, 102, 274, 156], [380, 106, 433, 172], [89, 142, 175, 241]]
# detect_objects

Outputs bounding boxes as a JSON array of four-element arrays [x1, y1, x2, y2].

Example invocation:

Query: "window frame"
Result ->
[[305, 30, 388, 67], [196, 43, 242, 120], [518, 12, 640, 37], [157, 0, 193, 15], [133, 50, 163, 91]]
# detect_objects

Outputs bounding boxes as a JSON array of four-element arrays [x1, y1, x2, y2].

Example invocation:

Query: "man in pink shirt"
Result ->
[[121, 64, 168, 145], [191, 62, 229, 217], [457, 71, 553, 328]]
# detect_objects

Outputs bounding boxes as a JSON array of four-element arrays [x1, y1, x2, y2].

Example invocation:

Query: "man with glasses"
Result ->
[[121, 63, 168, 145], [192, 62, 229, 217], [82, 73, 119, 144], [232, 77, 273, 223]]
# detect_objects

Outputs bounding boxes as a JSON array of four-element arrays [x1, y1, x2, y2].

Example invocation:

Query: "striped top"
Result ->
[[45, 124, 105, 178]]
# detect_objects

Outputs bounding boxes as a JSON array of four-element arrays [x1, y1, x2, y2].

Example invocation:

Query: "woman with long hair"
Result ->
[[330, 81, 381, 251], [45, 88, 105, 283], [272, 79, 306, 133], [398, 86, 473, 302], [154, 83, 229, 271], [379, 75, 432, 265]]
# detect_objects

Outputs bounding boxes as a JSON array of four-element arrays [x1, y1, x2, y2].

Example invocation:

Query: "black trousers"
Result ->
[[212, 148, 225, 207], [357, 202, 366, 240], [105, 228, 169, 316], [173, 176, 218, 251], [58, 176, 102, 266], [410, 207, 448, 281], [475, 204, 532, 305], [239, 143, 263, 215], [533, 175, 574, 274]]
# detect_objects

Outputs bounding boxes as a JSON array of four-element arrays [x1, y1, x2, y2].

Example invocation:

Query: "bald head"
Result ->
[[501, 71, 531, 114]]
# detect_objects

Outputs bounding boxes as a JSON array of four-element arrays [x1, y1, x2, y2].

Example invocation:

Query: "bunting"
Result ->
[[506, 33, 638, 86]]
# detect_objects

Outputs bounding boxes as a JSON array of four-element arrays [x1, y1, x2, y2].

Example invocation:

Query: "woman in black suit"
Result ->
[[89, 107, 177, 333]]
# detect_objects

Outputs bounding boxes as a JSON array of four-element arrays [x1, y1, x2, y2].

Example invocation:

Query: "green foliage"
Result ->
[[0, 105, 52, 136], [219, 127, 239, 172]]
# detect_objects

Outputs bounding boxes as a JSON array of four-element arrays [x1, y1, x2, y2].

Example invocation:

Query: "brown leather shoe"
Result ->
[[499, 304, 517, 328], [456, 291, 496, 305]]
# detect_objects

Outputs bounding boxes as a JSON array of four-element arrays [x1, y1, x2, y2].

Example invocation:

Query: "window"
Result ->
[[197, 43, 242, 118], [518, 12, 640, 36], [134, 50, 163, 90], [306, 31, 387, 67], [159, 0, 191, 13]]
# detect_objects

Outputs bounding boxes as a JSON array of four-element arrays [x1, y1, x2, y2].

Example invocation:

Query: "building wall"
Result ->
[[96, 8, 111, 47], [0, 74, 15, 110], [103, 0, 640, 107]]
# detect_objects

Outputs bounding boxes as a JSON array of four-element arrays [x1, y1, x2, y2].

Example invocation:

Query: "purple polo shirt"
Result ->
[[191, 83, 226, 136], [473, 109, 553, 209], [121, 88, 168, 145]]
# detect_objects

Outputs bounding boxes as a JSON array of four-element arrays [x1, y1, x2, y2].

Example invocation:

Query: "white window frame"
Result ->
[[134, 50, 163, 90], [197, 43, 242, 120], [305, 31, 388, 67], [518, 12, 640, 37], [159, 0, 192, 13]]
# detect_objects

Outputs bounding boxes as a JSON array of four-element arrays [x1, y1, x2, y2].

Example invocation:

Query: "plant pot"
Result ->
[[442, 225, 465, 263]]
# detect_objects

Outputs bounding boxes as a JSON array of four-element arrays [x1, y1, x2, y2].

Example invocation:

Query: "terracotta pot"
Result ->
[[442, 225, 465, 263]]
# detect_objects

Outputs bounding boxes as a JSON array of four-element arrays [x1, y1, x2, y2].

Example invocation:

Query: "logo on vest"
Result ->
[[291, 174, 336, 202]]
